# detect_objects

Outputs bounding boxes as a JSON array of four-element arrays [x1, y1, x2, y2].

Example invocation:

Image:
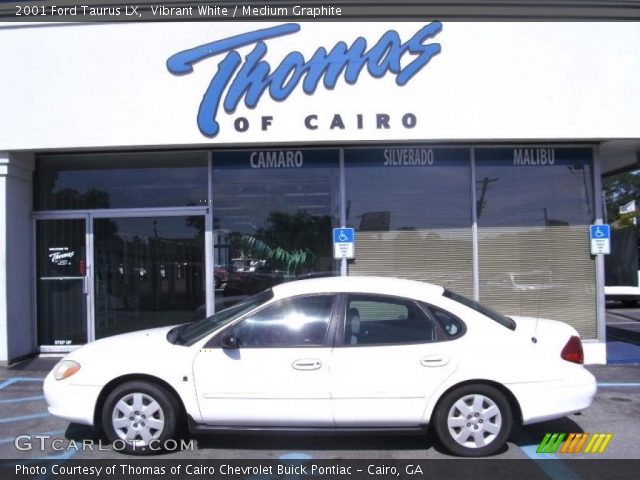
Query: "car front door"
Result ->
[[192, 294, 338, 426], [330, 294, 458, 427]]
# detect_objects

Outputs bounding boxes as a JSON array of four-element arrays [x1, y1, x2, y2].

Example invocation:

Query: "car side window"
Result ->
[[430, 307, 465, 338], [345, 295, 437, 346], [233, 295, 335, 348]]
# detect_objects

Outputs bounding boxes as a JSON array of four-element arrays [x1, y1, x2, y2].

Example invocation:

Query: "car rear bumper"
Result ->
[[43, 371, 101, 426], [508, 367, 597, 425]]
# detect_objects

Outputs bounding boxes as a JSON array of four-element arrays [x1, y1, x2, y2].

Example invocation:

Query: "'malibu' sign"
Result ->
[[166, 22, 443, 137]]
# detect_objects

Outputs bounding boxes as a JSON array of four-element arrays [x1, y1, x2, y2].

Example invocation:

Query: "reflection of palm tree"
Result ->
[[234, 234, 313, 274], [230, 210, 332, 274]]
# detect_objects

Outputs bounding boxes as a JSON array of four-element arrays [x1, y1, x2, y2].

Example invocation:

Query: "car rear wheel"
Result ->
[[101, 381, 179, 455], [433, 384, 512, 457]]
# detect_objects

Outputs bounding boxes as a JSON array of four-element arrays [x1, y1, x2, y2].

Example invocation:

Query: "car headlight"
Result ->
[[53, 360, 81, 381]]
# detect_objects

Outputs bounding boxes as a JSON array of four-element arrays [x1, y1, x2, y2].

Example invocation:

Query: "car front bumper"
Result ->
[[43, 370, 102, 426]]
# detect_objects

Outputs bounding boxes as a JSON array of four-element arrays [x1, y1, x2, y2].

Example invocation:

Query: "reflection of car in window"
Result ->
[[219, 258, 285, 306]]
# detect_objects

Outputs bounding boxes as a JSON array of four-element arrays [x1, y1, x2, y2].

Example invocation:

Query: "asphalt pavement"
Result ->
[[0, 360, 638, 462], [2, 306, 639, 464]]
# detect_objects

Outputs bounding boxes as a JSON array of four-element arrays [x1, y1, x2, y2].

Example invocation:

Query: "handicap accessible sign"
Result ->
[[333, 228, 355, 259], [590, 224, 610, 255]]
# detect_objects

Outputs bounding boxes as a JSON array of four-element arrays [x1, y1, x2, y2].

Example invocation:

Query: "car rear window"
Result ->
[[443, 289, 516, 331]]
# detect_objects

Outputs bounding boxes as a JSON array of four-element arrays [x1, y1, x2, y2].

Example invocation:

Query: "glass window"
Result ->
[[93, 215, 205, 339], [345, 294, 436, 346], [428, 306, 465, 338], [172, 290, 274, 346], [475, 147, 596, 339], [475, 147, 593, 227], [443, 290, 515, 331], [35, 151, 208, 210], [603, 170, 640, 289], [212, 149, 340, 309], [233, 295, 335, 348], [345, 147, 473, 296]]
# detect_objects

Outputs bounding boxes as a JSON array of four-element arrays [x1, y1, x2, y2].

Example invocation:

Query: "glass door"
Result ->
[[92, 215, 205, 339], [36, 217, 89, 349]]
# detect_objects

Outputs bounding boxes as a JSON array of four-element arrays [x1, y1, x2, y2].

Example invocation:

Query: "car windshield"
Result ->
[[443, 289, 516, 331], [169, 290, 274, 346]]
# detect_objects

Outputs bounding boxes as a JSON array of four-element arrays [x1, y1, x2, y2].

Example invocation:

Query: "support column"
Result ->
[[587, 145, 607, 364], [0, 152, 35, 364]]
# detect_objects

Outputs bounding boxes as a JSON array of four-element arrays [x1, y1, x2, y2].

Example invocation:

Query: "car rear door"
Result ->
[[329, 293, 458, 427], [192, 294, 339, 426]]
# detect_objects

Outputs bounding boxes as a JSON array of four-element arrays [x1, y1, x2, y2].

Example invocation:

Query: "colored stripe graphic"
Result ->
[[560, 433, 575, 453], [536, 433, 565, 453], [567, 433, 587, 453], [536, 433, 553, 453], [584, 433, 613, 454], [538, 433, 613, 454]]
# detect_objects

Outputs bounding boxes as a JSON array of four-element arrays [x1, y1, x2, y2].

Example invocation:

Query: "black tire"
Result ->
[[432, 384, 512, 457], [101, 381, 180, 455]]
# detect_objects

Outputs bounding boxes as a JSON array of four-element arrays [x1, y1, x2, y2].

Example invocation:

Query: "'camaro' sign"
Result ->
[[167, 22, 443, 137]]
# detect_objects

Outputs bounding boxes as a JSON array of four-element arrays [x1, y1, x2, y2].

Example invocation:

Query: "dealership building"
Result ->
[[1, 19, 639, 365]]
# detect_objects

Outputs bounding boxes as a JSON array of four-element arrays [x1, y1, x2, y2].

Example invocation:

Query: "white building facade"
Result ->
[[1, 21, 640, 364]]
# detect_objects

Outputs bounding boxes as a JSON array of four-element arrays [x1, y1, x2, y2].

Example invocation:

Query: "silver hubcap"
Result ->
[[111, 392, 164, 447], [447, 394, 502, 449]]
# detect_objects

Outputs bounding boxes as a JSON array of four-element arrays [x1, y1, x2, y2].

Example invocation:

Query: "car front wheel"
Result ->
[[101, 381, 179, 455], [433, 384, 512, 457]]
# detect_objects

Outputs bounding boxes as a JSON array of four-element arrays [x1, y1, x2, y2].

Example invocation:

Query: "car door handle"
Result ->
[[420, 355, 449, 367], [292, 359, 322, 371]]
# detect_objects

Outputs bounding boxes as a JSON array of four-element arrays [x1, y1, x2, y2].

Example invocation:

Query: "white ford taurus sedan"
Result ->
[[44, 276, 596, 456]]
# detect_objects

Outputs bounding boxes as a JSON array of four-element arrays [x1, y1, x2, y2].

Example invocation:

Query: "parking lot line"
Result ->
[[0, 430, 66, 445], [0, 395, 45, 404], [0, 377, 45, 390], [511, 428, 582, 480], [0, 413, 49, 424], [597, 382, 640, 387], [38, 450, 76, 461], [279, 452, 313, 460], [35, 450, 78, 480]]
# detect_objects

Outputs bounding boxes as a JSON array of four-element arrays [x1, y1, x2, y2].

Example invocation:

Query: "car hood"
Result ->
[[68, 325, 178, 358], [56, 325, 195, 387]]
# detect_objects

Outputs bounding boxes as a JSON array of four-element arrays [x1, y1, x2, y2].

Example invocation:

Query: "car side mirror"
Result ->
[[221, 334, 239, 349]]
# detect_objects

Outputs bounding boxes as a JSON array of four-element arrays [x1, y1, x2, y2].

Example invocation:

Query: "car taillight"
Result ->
[[561, 336, 584, 364]]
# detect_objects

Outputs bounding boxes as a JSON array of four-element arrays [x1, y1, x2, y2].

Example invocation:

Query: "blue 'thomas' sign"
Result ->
[[167, 22, 443, 137]]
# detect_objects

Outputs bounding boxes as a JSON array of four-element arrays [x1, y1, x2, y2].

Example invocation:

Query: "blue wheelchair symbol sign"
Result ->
[[333, 228, 354, 244], [333, 228, 355, 259], [589, 224, 611, 255], [589, 225, 610, 240]]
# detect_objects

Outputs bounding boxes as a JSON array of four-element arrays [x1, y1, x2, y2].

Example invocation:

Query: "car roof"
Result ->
[[271, 276, 444, 301]]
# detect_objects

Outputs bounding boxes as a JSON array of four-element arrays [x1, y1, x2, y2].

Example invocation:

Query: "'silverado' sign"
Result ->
[[166, 22, 443, 137]]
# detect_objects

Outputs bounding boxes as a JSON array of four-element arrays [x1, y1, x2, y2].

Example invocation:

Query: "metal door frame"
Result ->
[[33, 206, 210, 352], [32, 212, 91, 353]]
